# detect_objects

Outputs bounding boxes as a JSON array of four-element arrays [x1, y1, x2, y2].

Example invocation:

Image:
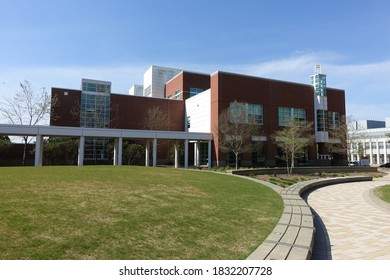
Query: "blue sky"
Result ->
[[1, 0, 390, 122]]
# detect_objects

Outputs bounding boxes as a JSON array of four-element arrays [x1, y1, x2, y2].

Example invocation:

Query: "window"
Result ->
[[190, 88, 203, 97], [317, 110, 328, 131], [167, 94, 173, 99], [278, 107, 292, 126], [311, 74, 327, 96], [328, 112, 340, 129], [278, 107, 306, 126], [174, 90, 181, 100], [187, 116, 190, 129], [247, 104, 263, 125], [230, 102, 263, 125]]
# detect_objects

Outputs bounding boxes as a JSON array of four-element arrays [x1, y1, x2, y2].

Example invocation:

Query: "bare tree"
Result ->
[[327, 115, 364, 164], [143, 106, 169, 130], [70, 97, 120, 128], [0, 80, 58, 165], [216, 102, 262, 170], [272, 117, 314, 174]]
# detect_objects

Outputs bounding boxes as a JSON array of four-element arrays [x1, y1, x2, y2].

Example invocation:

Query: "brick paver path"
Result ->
[[306, 175, 390, 260]]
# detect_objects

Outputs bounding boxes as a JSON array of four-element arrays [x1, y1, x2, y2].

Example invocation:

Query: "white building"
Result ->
[[128, 84, 143, 96], [143, 65, 181, 98], [349, 118, 390, 165]]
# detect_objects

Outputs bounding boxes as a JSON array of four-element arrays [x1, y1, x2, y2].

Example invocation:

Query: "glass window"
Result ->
[[190, 88, 203, 97], [230, 102, 263, 125], [317, 110, 328, 131], [278, 107, 306, 126], [174, 90, 181, 100], [278, 107, 292, 126]]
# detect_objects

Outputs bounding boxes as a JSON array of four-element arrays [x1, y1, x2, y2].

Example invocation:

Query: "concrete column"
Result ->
[[184, 139, 188, 169], [34, 135, 43, 167], [118, 137, 123, 166], [174, 141, 179, 168], [113, 140, 118, 165], [384, 140, 388, 163], [145, 139, 150, 167], [208, 140, 212, 168], [193, 141, 197, 167], [194, 141, 200, 167], [152, 138, 157, 167], [78, 136, 85, 166], [114, 137, 123, 166], [369, 141, 373, 165], [377, 140, 380, 164]]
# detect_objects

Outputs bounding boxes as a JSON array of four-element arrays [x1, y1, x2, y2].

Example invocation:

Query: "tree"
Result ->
[[0, 135, 11, 151], [43, 137, 79, 165], [0, 80, 58, 165], [216, 101, 262, 170], [273, 117, 314, 174], [327, 115, 364, 164], [70, 97, 120, 128], [143, 106, 169, 130], [122, 142, 144, 165]]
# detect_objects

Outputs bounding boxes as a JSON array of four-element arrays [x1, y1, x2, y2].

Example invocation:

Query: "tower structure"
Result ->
[[80, 78, 111, 161], [311, 64, 329, 143]]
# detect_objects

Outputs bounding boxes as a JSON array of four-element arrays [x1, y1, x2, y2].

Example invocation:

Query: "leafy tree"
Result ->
[[122, 142, 144, 165], [0, 80, 58, 165], [43, 137, 78, 165], [273, 117, 314, 174], [0, 135, 11, 151], [216, 101, 262, 170]]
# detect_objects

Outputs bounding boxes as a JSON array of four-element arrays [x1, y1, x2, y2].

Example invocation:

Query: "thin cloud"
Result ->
[[1, 54, 389, 123]]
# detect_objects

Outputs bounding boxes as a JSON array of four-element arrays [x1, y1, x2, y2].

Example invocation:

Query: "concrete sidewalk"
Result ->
[[306, 175, 390, 260]]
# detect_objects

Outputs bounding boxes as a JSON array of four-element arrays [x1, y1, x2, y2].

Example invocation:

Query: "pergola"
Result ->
[[0, 124, 213, 168]]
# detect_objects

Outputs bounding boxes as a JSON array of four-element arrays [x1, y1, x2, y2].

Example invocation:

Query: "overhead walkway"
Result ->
[[0, 124, 213, 168]]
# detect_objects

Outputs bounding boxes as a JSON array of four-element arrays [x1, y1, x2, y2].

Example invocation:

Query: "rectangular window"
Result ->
[[328, 112, 340, 129], [187, 116, 190, 128], [317, 110, 328, 131], [230, 102, 263, 125], [190, 88, 203, 97], [278, 107, 306, 126], [174, 90, 181, 100]]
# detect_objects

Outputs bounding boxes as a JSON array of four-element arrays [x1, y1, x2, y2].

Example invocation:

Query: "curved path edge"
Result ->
[[246, 176, 373, 260]]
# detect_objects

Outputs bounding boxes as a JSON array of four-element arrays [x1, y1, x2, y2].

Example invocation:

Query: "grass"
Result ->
[[0, 166, 283, 260], [374, 185, 390, 204]]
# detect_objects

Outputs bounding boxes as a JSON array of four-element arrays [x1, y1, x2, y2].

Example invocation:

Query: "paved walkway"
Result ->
[[305, 175, 390, 259]]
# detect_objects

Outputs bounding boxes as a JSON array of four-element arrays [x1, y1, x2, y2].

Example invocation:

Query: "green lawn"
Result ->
[[0, 166, 283, 260], [374, 185, 390, 204]]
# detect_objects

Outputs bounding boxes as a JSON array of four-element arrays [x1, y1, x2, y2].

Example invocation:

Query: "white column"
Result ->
[[152, 138, 157, 167], [174, 141, 179, 168], [114, 137, 123, 166], [34, 135, 43, 167], [369, 141, 373, 165], [117, 137, 123, 166], [195, 141, 200, 167], [377, 140, 380, 165], [208, 140, 212, 168], [184, 139, 188, 169], [113, 140, 118, 165], [384, 140, 388, 163], [145, 139, 150, 167], [193, 141, 197, 167], [78, 136, 85, 166]]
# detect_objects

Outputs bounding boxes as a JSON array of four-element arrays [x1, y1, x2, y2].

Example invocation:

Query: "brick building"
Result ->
[[51, 65, 347, 167]]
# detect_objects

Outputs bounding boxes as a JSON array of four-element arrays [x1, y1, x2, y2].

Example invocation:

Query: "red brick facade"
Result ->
[[50, 69, 346, 167]]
